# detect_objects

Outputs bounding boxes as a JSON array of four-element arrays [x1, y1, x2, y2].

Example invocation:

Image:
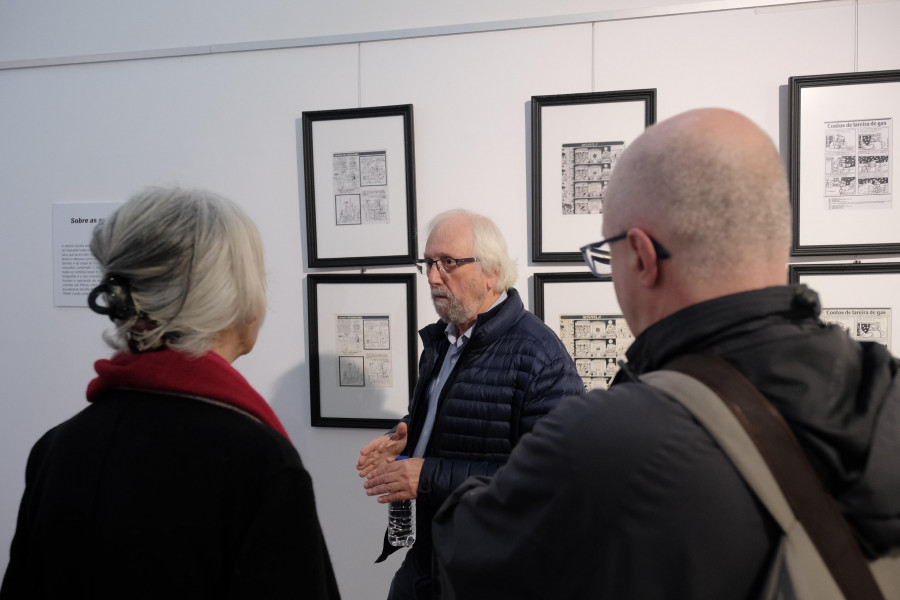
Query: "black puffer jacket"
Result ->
[[378, 287, 582, 563]]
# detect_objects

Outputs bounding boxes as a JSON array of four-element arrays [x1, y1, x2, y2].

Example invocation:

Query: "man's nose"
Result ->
[[427, 263, 443, 284]]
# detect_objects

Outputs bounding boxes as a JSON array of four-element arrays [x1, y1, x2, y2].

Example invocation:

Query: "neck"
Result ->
[[209, 325, 249, 364], [637, 269, 786, 337], [454, 318, 477, 335], [457, 288, 504, 333]]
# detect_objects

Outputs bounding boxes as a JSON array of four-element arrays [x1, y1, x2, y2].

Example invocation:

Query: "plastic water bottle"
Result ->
[[388, 456, 416, 547]]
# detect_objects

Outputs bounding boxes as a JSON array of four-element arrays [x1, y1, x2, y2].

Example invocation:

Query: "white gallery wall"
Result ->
[[1, 1, 899, 599]]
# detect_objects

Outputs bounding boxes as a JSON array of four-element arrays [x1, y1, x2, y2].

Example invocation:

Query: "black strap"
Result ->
[[663, 352, 884, 600]]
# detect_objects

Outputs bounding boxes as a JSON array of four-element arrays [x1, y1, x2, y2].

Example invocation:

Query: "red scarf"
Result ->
[[87, 349, 290, 441]]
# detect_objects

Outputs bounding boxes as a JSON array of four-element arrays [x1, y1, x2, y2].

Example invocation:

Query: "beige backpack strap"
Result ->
[[641, 352, 885, 600]]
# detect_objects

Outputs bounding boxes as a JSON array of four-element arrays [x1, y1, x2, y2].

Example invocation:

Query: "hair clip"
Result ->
[[88, 274, 138, 322]]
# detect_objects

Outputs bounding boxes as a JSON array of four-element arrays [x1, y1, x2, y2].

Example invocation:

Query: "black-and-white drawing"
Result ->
[[336, 315, 394, 388], [559, 314, 633, 391], [363, 317, 391, 350], [823, 118, 892, 210], [821, 308, 891, 350], [362, 189, 389, 223], [365, 353, 392, 387], [360, 152, 387, 186], [339, 356, 365, 386], [335, 194, 361, 225], [336, 315, 364, 353], [332, 151, 390, 226], [560, 142, 624, 215], [333, 153, 360, 191]]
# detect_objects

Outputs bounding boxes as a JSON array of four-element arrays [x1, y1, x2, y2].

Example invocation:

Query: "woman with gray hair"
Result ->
[[1, 187, 340, 599]]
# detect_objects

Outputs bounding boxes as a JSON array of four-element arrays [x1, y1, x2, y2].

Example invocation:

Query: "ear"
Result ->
[[626, 228, 662, 288], [483, 269, 500, 292]]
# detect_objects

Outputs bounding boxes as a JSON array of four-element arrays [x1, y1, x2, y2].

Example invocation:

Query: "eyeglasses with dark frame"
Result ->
[[580, 232, 671, 277], [416, 256, 480, 275]]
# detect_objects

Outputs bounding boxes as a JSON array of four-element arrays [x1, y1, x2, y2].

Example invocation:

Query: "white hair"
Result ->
[[428, 209, 518, 292], [90, 186, 266, 356]]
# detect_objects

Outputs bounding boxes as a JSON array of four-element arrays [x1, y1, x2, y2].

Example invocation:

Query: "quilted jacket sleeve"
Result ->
[[519, 349, 585, 436], [417, 333, 583, 510]]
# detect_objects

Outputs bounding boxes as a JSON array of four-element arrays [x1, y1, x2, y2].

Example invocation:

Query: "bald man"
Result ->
[[431, 109, 900, 599]]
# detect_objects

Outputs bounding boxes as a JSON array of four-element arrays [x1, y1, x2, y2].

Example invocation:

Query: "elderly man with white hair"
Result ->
[[358, 209, 583, 600]]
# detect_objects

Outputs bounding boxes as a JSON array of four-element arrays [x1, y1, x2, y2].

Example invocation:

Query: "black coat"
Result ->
[[433, 285, 900, 599], [1, 389, 340, 600]]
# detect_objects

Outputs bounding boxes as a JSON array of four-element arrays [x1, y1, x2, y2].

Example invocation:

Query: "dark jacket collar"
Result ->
[[420, 287, 524, 350], [624, 285, 820, 375]]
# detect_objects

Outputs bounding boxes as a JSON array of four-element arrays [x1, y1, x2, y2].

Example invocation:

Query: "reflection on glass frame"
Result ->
[[531, 89, 656, 263], [789, 69, 900, 255], [789, 262, 900, 354], [307, 273, 417, 428], [301, 104, 417, 267], [533, 272, 631, 392]]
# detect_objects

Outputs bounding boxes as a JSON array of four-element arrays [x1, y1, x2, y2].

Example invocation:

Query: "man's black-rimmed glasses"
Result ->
[[416, 256, 480, 275], [580, 232, 671, 277]]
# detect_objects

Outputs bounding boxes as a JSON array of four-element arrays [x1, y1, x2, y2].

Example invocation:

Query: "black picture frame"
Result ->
[[532, 272, 612, 320], [307, 273, 417, 428], [533, 272, 631, 391], [301, 104, 417, 268], [789, 69, 900, 256], [788, 261, 900, 284], [531, 89, 656, 263], [788, 262, 900, 353]]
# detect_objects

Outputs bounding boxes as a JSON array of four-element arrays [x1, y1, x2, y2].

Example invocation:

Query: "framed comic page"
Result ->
[[789, 262, 900, 354], [790, 70, 900, 255], [301, 104, 417, 267], [307, 273, 417, 428], [533, 272, 630, 392], [531, 89, 656, 262]]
